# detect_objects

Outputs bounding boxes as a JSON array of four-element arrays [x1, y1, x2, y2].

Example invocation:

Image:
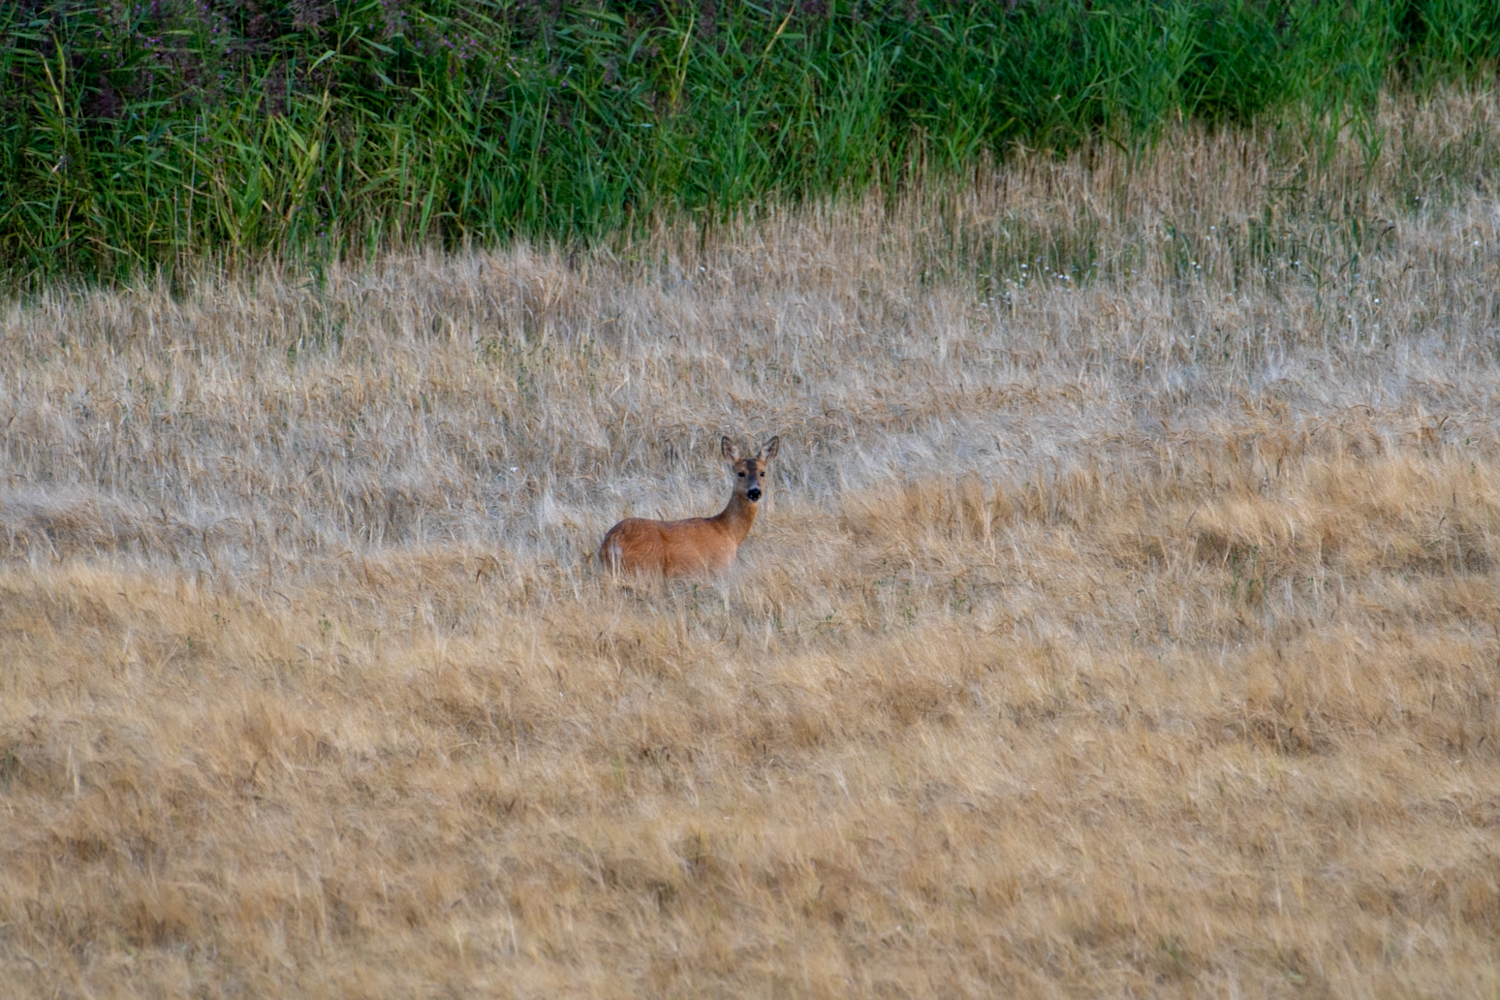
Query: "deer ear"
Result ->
[[759, 435, 780, 461], [721, 436, 740, 462]]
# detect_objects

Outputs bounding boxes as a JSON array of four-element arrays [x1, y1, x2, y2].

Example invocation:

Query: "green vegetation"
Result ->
[[3, 0, 1499, 284]]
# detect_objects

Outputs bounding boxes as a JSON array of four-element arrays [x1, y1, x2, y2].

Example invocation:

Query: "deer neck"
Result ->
[[712, 491, 758, 545]]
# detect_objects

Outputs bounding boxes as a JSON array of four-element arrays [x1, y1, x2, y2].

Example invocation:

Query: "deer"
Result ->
[[598, 435, 781, 577]]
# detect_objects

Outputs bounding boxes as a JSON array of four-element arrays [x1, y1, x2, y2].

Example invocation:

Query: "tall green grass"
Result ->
[[2, 0, 1498, 285]]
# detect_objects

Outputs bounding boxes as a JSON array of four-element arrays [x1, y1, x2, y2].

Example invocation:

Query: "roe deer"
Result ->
[[598, 435, 781, 577]]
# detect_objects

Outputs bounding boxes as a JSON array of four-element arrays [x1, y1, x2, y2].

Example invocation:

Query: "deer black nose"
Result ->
[[747, 487, 762, 502]]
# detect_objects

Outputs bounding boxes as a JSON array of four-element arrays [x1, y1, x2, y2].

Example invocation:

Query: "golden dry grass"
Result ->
[[3, 89, 1500, 998]]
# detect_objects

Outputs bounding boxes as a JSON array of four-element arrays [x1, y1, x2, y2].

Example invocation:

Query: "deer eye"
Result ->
[[738, 472, 745, 477]]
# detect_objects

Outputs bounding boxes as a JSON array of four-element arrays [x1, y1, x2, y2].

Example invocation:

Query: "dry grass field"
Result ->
[[4, 88, 1500, 999]]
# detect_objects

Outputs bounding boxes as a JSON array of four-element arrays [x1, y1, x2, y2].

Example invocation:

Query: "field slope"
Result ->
[[3, 91, 1500, 997]]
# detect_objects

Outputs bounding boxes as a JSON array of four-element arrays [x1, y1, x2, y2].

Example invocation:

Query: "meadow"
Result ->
[[3, 86, 1500, 997]]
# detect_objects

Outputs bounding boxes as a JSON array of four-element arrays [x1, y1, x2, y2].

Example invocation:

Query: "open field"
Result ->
[[4, 89, 1500, 998]]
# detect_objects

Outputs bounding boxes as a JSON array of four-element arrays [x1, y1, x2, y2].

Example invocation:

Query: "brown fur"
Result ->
[[599, 436, 780, 576]]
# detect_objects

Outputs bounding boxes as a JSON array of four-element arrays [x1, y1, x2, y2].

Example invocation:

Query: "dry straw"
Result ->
[[1, 88, 1499, 997]]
